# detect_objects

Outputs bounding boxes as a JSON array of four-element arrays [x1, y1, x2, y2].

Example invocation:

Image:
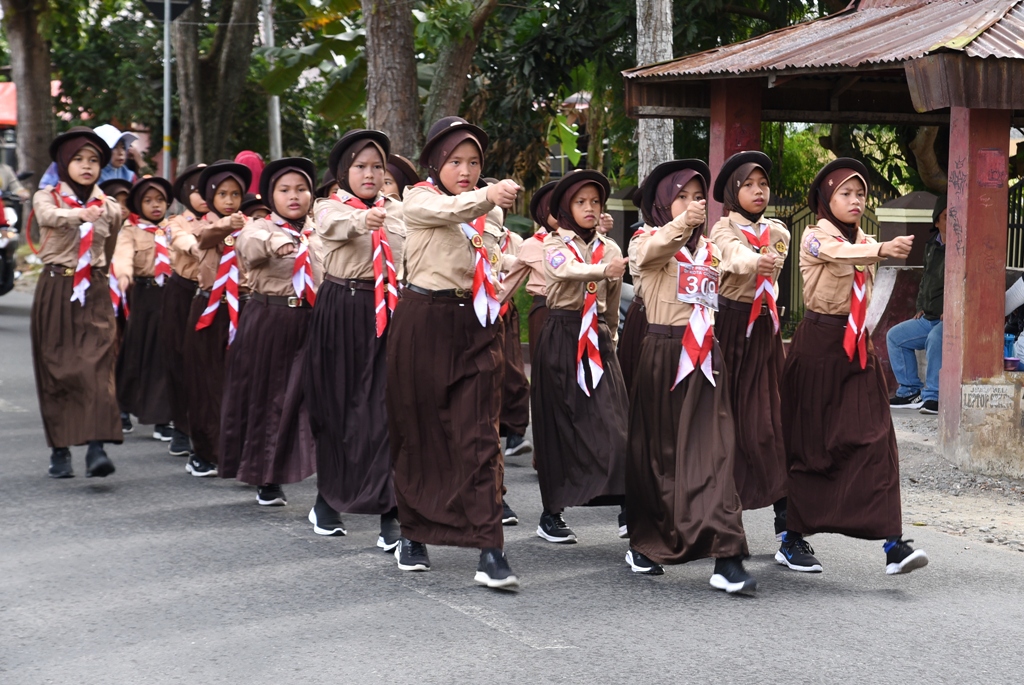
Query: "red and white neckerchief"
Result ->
[[838, 233, 869, 369], [130, 214, 171, 286], [195, 214, 240, 346], [738, 221, 780, 337], [275, 218, 317, 308], [55, 190, 105, 306], [107, 262, 128, 317], [563, 234, 605, 396], [330, 192, 396, 336], [673, 241, 716, 389], [413, 180, 500, 327]]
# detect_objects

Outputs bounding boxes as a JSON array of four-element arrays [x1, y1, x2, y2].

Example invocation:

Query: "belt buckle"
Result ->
[[454, 288, 467, 299], [63, 267, 74, 277], [287, 296, 301, 308], [760, 304, 769, 317]]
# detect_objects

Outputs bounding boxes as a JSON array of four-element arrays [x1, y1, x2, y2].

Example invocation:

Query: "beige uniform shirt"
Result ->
[[166, 212, 202, 282], [632, 210, 722, 327], [33, 183, 122, 269], [499, 231, 548, 301], [189, 213, 250, 292], [237, 213, 324, 297], [112, 216, 170, 280], [312, 191, 405, 281], [627, 225, 651, 299], [799, 218, 883, 315], [543, 228, 623, 337], [402, 184, 504, 292], [710, 212, 790, 304]]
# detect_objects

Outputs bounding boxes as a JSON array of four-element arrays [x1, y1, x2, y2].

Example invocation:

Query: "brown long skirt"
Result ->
[[183, 294, 231, 464], [219, 298, 316, 486], [304, 282, 394, 514], [531, 311, 628, 512], [386, 290, 504, 549], [159, 273, 195, 436], [499, 300, 530, 437], [617, 295, 647, 395], [780, 314, 902, 539], [715, 297, 786, 511], [115, 280, 172, 425], [31, 269, 122, 448], [625, 330, 748, 564], [527, 295, 549, 364]]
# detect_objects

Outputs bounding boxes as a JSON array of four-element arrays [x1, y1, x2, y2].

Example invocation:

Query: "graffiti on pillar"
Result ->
[[949, 157, 968, 195], [948, 206, 965, 257], [977, 148, 1008, 188], [729, 123, 759, 153], [961, 384, 1015, 410]]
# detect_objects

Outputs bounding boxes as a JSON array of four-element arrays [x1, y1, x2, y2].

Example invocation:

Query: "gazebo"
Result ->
[[623, 0, 1024, 476]]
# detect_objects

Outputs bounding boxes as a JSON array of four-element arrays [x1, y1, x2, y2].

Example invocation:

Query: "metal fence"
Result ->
[[1008, 181, 1024, 269]]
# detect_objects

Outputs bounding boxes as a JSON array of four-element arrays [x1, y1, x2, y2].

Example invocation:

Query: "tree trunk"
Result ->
[[363, 0, 423, 158], [635, 0, 673, 182], [421, 0, 498, 135], [1, 0, 54, 191], [173, 0, 261, 169]]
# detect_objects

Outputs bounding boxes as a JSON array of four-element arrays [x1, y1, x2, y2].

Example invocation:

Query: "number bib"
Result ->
[[677, 261, 719, 311]]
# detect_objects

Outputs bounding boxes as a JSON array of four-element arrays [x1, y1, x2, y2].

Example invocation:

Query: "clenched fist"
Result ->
[[365, 207, 387, 231], [604, 256, 629, 279], [486, 179, 519, 210], [685, 200, 706, 229]]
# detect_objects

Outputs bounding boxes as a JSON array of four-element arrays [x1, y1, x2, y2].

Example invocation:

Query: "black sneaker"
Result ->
[[85, 443, 115, 478], [377, 511, 401, 551], [505, 433, 533, 457], [168, 430, 191, 457], [617, 508, 628, 538], [185, 454, 217, 477], [502, 498, 519, 525], [307, 494, 346, 536], [475, 548, 520, 589], [395, 538, 430, 571], [257, 484, 286, 506], [537, 511, 577, 544], [885, 538, 929, 575], [153, 424, 174, 441], [889, 393, 923, 409], [775, 535, 823, 572], [625, 548, 664, 575], [710, 556, 757, 595], [919, 400, 938, 415], [48, 448, 74, 479], [121, 412, 134, 434]]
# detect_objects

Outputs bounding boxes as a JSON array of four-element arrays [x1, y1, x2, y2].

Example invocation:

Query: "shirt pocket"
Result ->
[[817, 261, 854, 305]]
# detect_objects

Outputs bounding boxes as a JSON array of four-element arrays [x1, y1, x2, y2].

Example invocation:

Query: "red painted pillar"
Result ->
[[940, 107, 1010, 443], [708, 79, 762, 224]]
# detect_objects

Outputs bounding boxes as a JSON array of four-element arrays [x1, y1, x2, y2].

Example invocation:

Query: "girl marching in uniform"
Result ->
[[383, 154, 420, 200], [625, 159, 755, 593], [181, 160, 252, 478], [111, 177, 175, 439], [303, 131, 405, 547], [387, 116, 520, 589], [709, 151, 791, 547], [163, 163, 208, 457], [531, 169, 630, 544], [779, 158, 927, 576], [219, 158, 319, 506], [32, 126, 123, 478]]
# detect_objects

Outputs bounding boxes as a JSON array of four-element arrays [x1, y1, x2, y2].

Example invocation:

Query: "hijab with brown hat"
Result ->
[[713, 151, 772, 226], [808, 157, 871, 243], [642, 159, 711, 252], [549, 169, 610, 244], [329, 129, 390, 207], [418, 116, 489, 196], [51, 126, 112, 204]]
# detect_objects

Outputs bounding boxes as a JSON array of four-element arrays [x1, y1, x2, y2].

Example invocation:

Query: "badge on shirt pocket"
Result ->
[[547, 249, 566, 269]]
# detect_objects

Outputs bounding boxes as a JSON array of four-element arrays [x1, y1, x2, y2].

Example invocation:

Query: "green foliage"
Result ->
[[513, 282, 532, 343], [548, 114, 582, 168]]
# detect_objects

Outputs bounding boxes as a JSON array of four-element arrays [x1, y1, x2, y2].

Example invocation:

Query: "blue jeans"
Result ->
[[886, 318, 943, 402]]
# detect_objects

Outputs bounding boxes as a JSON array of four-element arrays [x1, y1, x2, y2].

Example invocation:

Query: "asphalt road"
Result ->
[[3, 288, 1024, 684]]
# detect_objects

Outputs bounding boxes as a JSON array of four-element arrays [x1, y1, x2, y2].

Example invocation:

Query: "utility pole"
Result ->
[[263, 0, 282, 160], [162, 0, 172, 177], [635, 0, 674, 182]]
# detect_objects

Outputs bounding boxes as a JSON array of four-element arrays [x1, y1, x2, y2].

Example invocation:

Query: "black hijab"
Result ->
[[556, 179, 605, 244]]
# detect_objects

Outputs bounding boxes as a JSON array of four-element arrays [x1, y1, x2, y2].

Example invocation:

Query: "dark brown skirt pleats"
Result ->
[[183, 295, 230, 464], [386, 290, 504, 549], [31, 269, 122, 447], [715, 297, 787, 511], [531, 311, 628, 512], [115, 281, 172, 425], [499, 300, 530, 436], [159, 274, 195, 435], [219, 298, 316, 486], [780, 315, 902, 539], [617, 295, 648, 396], [303, 281, 394, 514], [527, 295, 549, 365], [625, 332, 748, 564]]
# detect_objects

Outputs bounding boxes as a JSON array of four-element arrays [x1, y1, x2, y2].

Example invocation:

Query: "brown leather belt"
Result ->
[[134, 276, 162, 288], [804, 310, 847, 326], [324, 275, 375, 292], [718, 294, 786, 318], [44, 264, 76, 277], [169, 272, 197, 291], [548, 309, 607, 324], [250, 292, 312, 308], [405, 283, 471, 300], [195, 288, 250, 302], [647, 323, 688, 337]]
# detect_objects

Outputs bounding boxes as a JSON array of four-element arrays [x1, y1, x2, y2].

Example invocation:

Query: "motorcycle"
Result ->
[[0, 170, 34, 296]]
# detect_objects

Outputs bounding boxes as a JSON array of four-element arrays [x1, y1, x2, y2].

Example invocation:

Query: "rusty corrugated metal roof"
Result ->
[[624, 0, 1024, 80]]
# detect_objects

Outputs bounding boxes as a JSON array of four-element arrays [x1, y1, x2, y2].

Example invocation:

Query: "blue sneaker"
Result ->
[[775, 535, 823, 573]]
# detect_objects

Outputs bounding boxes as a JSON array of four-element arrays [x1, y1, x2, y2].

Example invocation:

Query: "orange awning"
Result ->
[[0, 82, 16, 127]]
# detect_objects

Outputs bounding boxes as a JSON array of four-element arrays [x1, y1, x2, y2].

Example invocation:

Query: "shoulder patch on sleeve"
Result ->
[[806, 234, 820, 257], [546, 249, 566, 269]]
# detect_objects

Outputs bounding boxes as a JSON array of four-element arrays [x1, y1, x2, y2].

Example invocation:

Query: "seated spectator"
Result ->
[[94, 124, 138, 184], [887, 195, 946, 415]]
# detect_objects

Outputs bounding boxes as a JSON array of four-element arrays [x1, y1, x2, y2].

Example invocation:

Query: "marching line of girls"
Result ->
[[31, 121, 928, 593]]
